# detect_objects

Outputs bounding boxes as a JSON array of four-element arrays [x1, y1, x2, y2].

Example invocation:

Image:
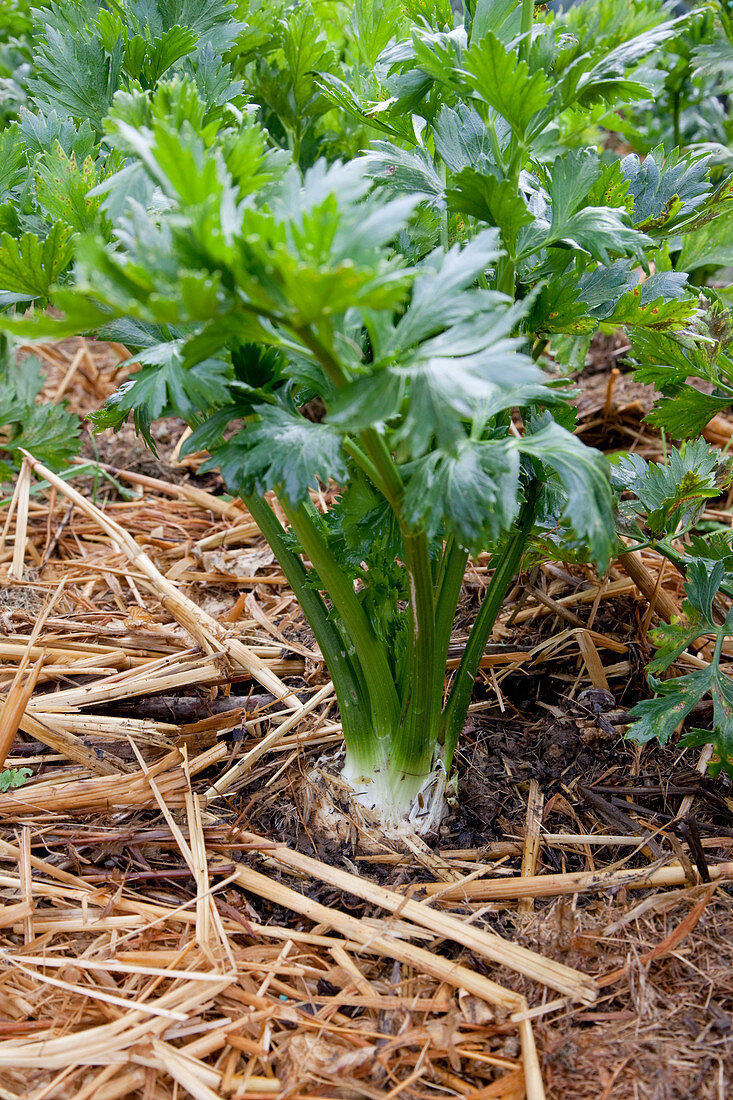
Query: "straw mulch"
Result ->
[[0, 338, 731, 1100]]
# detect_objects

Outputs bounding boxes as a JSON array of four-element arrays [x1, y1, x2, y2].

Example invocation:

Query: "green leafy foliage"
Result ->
[[630, 307, 733, 438], [0, 222, 75, 304], [628, 561, 733, 777], [0, 351, 80, 478], [612, 439, 733, 539], [0, 767, 31, 791]]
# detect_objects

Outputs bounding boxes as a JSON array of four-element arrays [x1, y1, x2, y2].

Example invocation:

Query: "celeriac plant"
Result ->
[[3, 0, 733, 816]]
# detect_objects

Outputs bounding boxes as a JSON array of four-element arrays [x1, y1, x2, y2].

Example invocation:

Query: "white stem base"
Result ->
[[342, 749, 449, 838]]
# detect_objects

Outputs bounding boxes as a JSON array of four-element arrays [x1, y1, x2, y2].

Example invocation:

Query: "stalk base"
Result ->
[[342, 750, 449, 838], [294, 750, 448, 843]]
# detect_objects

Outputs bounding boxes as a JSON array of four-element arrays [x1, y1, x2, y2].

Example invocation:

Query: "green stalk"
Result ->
[[433, 535, 470, 715], [439, 480, 540, 768], [353, 426, 448, 794], [392, 529, 439, 781], [243, 493, 372, 751], [279, 497, 401, 735], [519, 0, 534, 61]]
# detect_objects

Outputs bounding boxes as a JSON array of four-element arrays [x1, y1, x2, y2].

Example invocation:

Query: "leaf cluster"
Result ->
[[0, 346, 80, 478]]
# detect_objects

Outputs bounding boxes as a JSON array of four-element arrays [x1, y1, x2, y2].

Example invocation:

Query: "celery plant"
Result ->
[[4, 0, 733, 817]]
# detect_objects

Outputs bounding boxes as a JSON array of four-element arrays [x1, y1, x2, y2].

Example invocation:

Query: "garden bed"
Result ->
[[0, 339, 731, 1099]]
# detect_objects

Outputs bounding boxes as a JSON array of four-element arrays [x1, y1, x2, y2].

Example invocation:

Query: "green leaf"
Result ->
[[0, 354, 80, 472], [469, 0, 521, 45], [526, 268, 596, 335], [513, 421, 616, 569], [29, 23, 123, 131], [462, 31, 550, 138], [692, 40, 733, 88], [446, 168, 531, 256], [628, 561, 733, 775], [578, 260, 637, 319], [0, 222, 75, 300], [611, 438, 732, 537], [312, 73, 406, 139], [92, 343, 231, 443], [392, 230, 505, 349], [604, 284, 699, 332], [207, 404, 347, 505], [19, 106, 97, 161], [0, 127, 24, 203], [678, 207, 733, 271], [365, 142, 445, 210], [433, 104, 498, 174], [124, 25, 199, 87], [351, 0, 403, 68], [646, 389, 732, 440], [35, 142, 108, 234], [0, 768, 32, 792], [628, 666, 715, 747], [403, 438, 520, 553], [621, 147, 711, 232], [518, 152, 652, 265]]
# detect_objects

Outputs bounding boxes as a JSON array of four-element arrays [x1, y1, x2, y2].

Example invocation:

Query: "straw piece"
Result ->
[[0, 655, 45, 771], [617, 550, 679, 623], [576, 630, 609, 691], [204, 682, 334, 801], [0, 901, 33, 928], [228, 863, 547, 1100], [226, 861, 524, 1011], [519, 780, 544, 917], [413, 860, 733, 901], [20, 453, 299, 705], [229, 832, 598, 1002], [0, 752, 188, 816], [19, 713, 133, 776]]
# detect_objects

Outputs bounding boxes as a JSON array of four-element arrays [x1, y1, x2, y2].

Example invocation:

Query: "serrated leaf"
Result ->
[[403, 438, 520, 553], [433, 104, 498, 173], [628, 557, 733, 775], [462, 31, 550, 138], [124, 25, 199, 88], [312, 73, 405, 139], [678, 207, 733, 271], [19, 106, 97, 161], [392, 230, 505, 349], [0, 222, 75, 300], [604, 284, 699, 331], [646, 389, 732, 440], [612, 439, 732, 537], [578, 261, 637, 319], [446, 168, 531, 256], [364, 142, 445, 210], [0, 355, 80, 472], [35, 142, 108, 233], [469, 0, 521, 45], [621, 147, 711, 232], [0, 127, 24, 203], [513, 421, 615, 569], [207, 404, 347, 505], [92, 344, 231, 445], [628, 666, 715, 746], [526, 269, 596, 335]]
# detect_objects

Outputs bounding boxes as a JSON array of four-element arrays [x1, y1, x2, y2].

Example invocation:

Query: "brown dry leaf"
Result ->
[[459, 990, 495, 1025], [201, 547, 275, 576], [276, 1033, 362, 1095]]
